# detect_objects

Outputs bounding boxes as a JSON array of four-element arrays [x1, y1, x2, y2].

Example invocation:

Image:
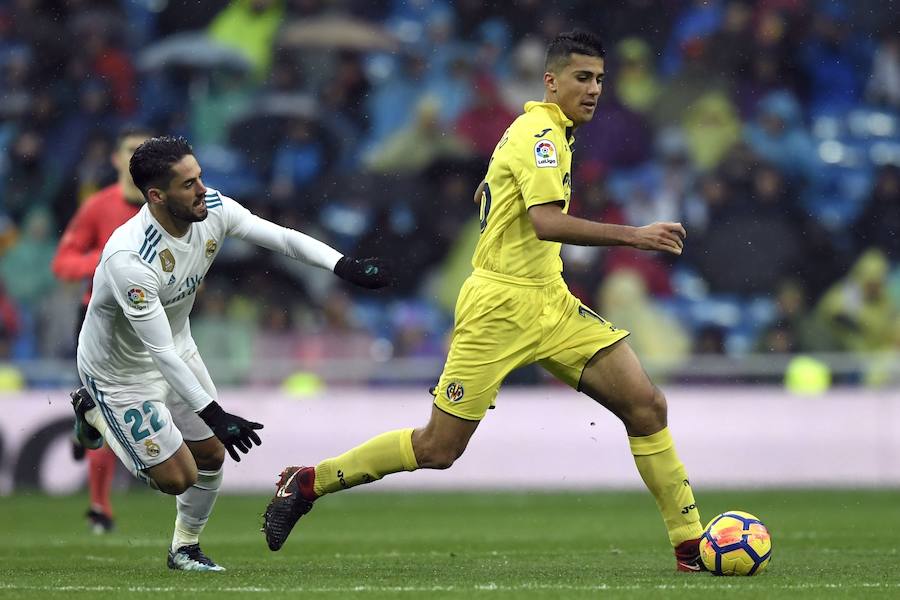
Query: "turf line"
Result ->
[[1, 582, 899, 593]]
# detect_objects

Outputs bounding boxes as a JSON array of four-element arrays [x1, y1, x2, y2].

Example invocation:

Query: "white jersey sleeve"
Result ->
[[104, 251, 216, 412], [220, 196, 342, 271]]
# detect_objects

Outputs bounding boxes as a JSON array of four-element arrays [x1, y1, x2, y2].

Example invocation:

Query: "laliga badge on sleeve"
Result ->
[[126, 287, 148, 311], [534, 139, 558, 168]]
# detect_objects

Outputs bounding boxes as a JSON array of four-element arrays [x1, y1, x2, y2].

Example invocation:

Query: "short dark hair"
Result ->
[[129, 136, 194, 195], [115, 124, 155, 147], [545, 30, 606, 72]]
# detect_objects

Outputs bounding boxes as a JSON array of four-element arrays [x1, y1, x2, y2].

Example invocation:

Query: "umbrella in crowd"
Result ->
[[279, 16, 400, 52], [136, 32, 254, 72]]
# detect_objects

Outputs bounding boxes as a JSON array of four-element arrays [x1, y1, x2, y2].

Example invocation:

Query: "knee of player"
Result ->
[[428, 443, 467, 470], [428, 455, 456, 470], [195, 443, 226, 470], [156, 471, 197, 495], [649, 386, 668, 422], [641, 387, 668, 429], [623, 386, 668, 434]]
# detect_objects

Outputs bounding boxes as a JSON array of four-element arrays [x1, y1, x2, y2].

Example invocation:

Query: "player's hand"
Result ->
[[632, 222, 686, 255], [197, 401, 263, 462], [334, 256, 394, 289]]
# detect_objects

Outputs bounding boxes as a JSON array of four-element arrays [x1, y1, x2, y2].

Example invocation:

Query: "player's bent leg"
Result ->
[[148, 442, 224, 572], [263, 427, 419, 551], [164, 368, 228, 571], [76, 390, 163, 490], [578, 341, 666, 436], [411, 405, 479, 469], [263, 407, 480, 551], [167, 436, 226, 571], [145, 444, 198, 495], [579, 341, 703, 570], [186, 436, 226, 471]]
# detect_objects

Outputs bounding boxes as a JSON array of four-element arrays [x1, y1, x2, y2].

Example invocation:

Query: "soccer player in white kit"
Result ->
[[71, 136, 392, 571]]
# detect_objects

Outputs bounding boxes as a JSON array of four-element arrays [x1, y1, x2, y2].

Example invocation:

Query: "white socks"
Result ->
[[171, 468, 223, 552]]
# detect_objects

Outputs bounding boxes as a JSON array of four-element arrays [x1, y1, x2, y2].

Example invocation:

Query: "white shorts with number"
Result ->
[[79, 351, 216, 473]]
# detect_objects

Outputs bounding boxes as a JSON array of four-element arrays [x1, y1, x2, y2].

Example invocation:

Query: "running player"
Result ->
[[262, 30, 704, 571], [52, 125, 153, 534], [72, 135, 392, 571]]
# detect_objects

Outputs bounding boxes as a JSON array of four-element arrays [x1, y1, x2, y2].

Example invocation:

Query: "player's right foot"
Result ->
[[70, 386, 103, 450], [674, 537, 706, 572], [167, 544, 225, 572], [86, 509, 114, 534], [262, 466, 317, 551]]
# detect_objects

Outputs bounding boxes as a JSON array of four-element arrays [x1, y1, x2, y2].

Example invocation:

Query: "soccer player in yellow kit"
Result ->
[[263, 30, 705, 571]]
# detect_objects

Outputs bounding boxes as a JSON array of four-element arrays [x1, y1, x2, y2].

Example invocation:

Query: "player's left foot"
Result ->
[[674, 537, 706, 572], [167, 544, 225, 572], [262, 466, 317, 551]]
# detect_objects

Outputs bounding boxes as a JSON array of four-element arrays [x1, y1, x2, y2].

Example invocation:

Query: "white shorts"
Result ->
[[79, 351, 216, 471]]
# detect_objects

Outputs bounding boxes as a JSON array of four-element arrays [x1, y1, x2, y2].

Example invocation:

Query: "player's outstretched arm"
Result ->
[[222, 196, 394, 288], [528, 203, 686, 255]]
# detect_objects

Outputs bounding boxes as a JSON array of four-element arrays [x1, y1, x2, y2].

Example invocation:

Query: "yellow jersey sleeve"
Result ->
[[508, 128, 568, 209]]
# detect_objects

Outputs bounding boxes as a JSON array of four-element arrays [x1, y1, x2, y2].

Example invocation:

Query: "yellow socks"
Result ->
[[310, 425, 701, 548], [629, 427, 703, 547], [313, 428, 418, 496]]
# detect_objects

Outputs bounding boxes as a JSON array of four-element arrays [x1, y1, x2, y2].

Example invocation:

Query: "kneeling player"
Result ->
[[73, 136, 392, 570]]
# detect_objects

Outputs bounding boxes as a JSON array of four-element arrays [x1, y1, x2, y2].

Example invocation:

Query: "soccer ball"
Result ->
[[699, 511, 772, 576]]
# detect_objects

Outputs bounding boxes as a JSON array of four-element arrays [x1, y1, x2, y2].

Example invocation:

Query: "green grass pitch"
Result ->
[[1, 489, 898, 598]]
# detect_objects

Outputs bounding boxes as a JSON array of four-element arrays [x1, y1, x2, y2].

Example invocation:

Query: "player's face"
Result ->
[[548, 54, 604, 126], [160, 155, 209, 223]]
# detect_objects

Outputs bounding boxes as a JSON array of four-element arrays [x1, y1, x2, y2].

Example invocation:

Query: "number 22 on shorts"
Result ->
[[124, 401, 166, 441]]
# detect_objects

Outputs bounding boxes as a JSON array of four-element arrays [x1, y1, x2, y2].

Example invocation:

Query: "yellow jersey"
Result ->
[[472, 101, 574, 280]]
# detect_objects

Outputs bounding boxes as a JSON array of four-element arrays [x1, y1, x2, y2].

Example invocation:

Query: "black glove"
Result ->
[[334, 256, 393, 289], [197, 401, 263, 462]]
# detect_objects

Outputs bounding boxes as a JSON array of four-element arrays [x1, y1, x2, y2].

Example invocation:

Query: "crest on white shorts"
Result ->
[[144, 438, 161, 458]]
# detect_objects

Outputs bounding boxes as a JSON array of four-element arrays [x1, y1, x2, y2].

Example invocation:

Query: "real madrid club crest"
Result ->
[[205, 239, 217, 258], [144, 438, 161, 458], [159, 248, 175, 272]]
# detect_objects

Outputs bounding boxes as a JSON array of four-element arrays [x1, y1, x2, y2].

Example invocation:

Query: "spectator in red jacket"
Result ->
[[51, 125, 153, 534]]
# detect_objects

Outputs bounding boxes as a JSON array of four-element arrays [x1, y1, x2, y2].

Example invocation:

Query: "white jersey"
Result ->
[[77, 188, 341, 411]]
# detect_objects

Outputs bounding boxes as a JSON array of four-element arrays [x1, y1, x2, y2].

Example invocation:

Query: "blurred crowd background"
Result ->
[[1, 0, 899, 389]]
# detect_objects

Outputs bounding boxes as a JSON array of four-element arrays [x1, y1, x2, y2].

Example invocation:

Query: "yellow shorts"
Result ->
[[433, 269, 630, 421]]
